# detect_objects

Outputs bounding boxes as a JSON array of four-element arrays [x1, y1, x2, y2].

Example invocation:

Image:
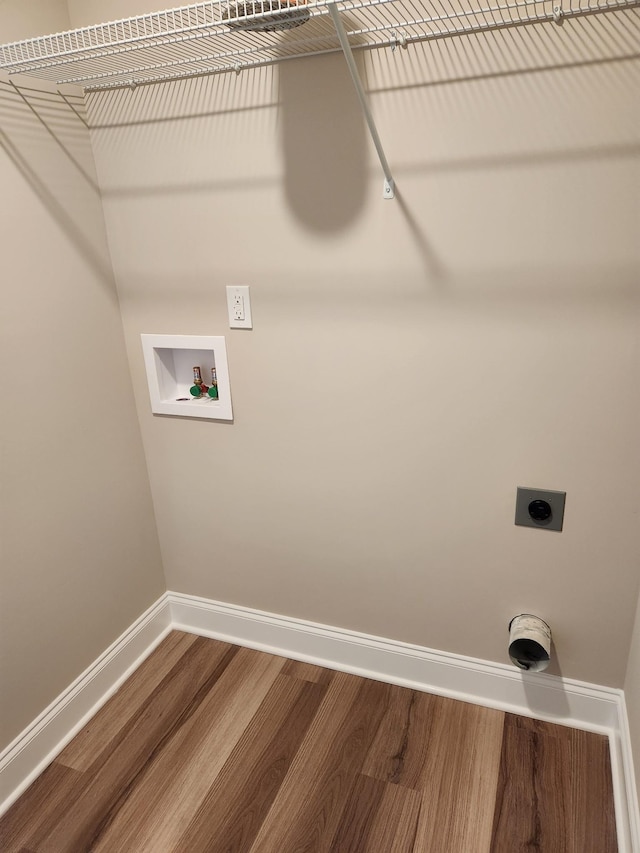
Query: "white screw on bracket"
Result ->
[[553, 5, 564, 24]]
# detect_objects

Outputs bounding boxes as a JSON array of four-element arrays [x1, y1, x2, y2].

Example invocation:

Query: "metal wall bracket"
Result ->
[[328, 2, 396, 200], [390, 30, 408, 52]]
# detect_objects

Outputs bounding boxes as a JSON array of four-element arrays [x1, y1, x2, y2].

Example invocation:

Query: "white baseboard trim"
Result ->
[[1, 591, 637, 851], [619, 696, 640, 853], [0, 594, 172, 816], [168, 592, 639, 853]]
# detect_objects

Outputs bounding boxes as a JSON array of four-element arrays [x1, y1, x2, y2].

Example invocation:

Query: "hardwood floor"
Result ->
[[0, 631, 618, 852]]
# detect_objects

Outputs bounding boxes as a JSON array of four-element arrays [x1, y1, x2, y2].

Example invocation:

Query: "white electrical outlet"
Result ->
[[226, 285, 252, 329], [233, 293, 245, 321]]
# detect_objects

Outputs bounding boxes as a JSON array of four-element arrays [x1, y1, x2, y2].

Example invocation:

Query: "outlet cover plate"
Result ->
[[226, 285, 252, 329], [515, 487, 566, 532]]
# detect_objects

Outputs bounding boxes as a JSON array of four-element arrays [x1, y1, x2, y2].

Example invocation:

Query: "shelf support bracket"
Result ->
[[57, 89, 89, 129], [328, 3, 395, 200]]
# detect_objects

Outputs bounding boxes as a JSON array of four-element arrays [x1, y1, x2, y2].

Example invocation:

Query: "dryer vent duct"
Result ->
[[508, 614, 552, 672]]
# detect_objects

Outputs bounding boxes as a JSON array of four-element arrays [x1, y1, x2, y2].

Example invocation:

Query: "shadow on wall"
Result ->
[[0, 79, 115, 288], [521, 643, 572, 719], [76, 12, 638, 292], [277, 18, 369, 232]]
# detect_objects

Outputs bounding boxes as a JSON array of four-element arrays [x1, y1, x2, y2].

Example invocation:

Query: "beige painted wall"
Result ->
[[66, 0, 157, 25], [0, 5, 165, 749], [0, 0, 69, 43], [0, 0, 637, 782], [626, 592, 640, 809], [77, 2, 640, 691]]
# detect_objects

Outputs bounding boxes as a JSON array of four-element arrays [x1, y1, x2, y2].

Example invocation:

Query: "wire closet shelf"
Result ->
[[0, 0, 637, 91]]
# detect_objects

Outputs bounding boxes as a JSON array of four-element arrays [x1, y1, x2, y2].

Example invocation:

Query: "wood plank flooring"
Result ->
[[0, 631, 618, 852]]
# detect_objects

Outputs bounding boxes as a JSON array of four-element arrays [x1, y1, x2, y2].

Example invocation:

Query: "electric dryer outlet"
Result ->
[[515, 487, 566, 531]]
